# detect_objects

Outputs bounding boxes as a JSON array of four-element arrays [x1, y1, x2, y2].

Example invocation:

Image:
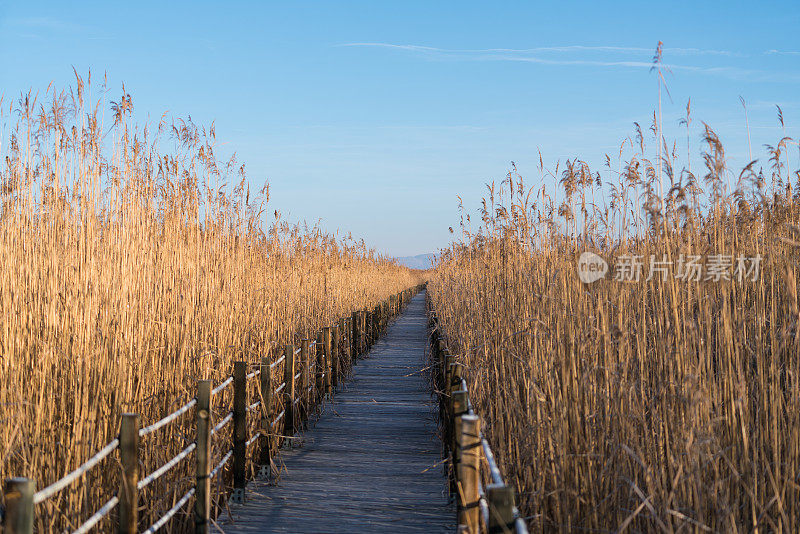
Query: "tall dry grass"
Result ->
[[429, 111, 800, 531], [0, 74, 424, 531]]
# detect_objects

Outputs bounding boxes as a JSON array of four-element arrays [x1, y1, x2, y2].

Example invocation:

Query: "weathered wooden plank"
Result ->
[[216, 292, 453, 533]]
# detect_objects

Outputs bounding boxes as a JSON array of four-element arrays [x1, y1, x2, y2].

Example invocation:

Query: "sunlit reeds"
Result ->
[[0, 74, 424, 531], [429, 107, 800, 531]]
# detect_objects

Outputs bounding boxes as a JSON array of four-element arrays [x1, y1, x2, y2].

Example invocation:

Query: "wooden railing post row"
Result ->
[[331, 324, 340, 390], [350, 311, 359, 361], [283, 345, 296, 439], [338, 317, 348, 375], [300, 340, 311, 424], [119, 413, 139, 534], [362, 310, 369, 350], [371, 305, 377, 342], [315, 333, 324, 401], [195, 380, 212, 533], [451, 389, 468, 496], [430, 328, 442, 388], [322, 327, 332, 395], [231, 361, 247, 503], [366, 308, 372, 347], [358, 310, 368, 356], [458, 414, 481, 533], [372, 305, 378, 343], [3, 477, 35, 534], [259, 356, 272, 474]]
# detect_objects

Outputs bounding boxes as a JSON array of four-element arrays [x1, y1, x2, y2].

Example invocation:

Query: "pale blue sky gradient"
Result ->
[[1, 1, 799, 256]]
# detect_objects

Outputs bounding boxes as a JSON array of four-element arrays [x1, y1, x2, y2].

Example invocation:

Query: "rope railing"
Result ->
[[138, 442, 197, 490], [210, 450, 233, 479], [139, 398, 197, 437], [142, 488, 195, 534], [1, 287, 420, 534], [271, 410, 286, 427], [211, 412, 233, 436], [32, 438, 120, 504], [72, 496, 119, 534], [211, 376, 234, 396]]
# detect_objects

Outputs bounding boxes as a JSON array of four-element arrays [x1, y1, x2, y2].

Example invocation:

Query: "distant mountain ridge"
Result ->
[[394, 253, 436, 270]]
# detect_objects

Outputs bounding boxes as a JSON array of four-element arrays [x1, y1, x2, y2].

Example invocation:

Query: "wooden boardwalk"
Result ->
[[216, 292, 454, 533]]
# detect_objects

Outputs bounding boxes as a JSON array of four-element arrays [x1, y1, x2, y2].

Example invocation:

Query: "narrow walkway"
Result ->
[[217, 291, 453, 533]]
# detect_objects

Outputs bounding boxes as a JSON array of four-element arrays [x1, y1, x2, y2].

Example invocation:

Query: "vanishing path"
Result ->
[[217, 292, 454, 533]]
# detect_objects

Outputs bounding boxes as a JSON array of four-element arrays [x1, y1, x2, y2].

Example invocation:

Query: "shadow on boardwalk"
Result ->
[[216, 292, 454, 533]]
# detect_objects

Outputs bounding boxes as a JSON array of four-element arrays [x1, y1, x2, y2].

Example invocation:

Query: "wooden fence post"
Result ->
[[283, 345, 296, 438], [300, 340, 310, 424], [3, 477, 34, 534], [259, 356, 272, 475], [449, 362, 464, 396], [372, 306, 377, 340], [486, 484, 516, 534], [195, 380, 212, 533], [231, 361, 247, 503], [349, 312, 357, 359], [444, 356, 455, 397], [361, 311, 367, 350], [323, 327, 332, 395], [119, 413, 139, 534], [339, 317, 349, 374], [458, 415, 481, 533], [315, 332, 324, 400], [451, 390, 468, 472], [370, 307, 375, 343], [331, 325, 340, 390], [359, 311, 366, 352], [367, 309, 373, 347]]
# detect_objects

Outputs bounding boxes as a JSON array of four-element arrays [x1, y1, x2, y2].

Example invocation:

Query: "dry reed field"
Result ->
[[0, 74, 424, 531], [429, 108, 800, 530]]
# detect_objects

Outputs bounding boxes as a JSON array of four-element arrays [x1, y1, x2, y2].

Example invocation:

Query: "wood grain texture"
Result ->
[[215, 292, 453, 533]]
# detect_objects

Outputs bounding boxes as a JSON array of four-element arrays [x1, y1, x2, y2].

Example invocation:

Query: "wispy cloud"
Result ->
[[765, 49, 800, 56], [2, 17, 85, 32], [339, 43, 740, 57], [339, 43, 800, 82]]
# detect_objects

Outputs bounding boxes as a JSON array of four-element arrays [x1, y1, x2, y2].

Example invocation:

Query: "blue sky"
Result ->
[[1, 1, 799, 256]]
